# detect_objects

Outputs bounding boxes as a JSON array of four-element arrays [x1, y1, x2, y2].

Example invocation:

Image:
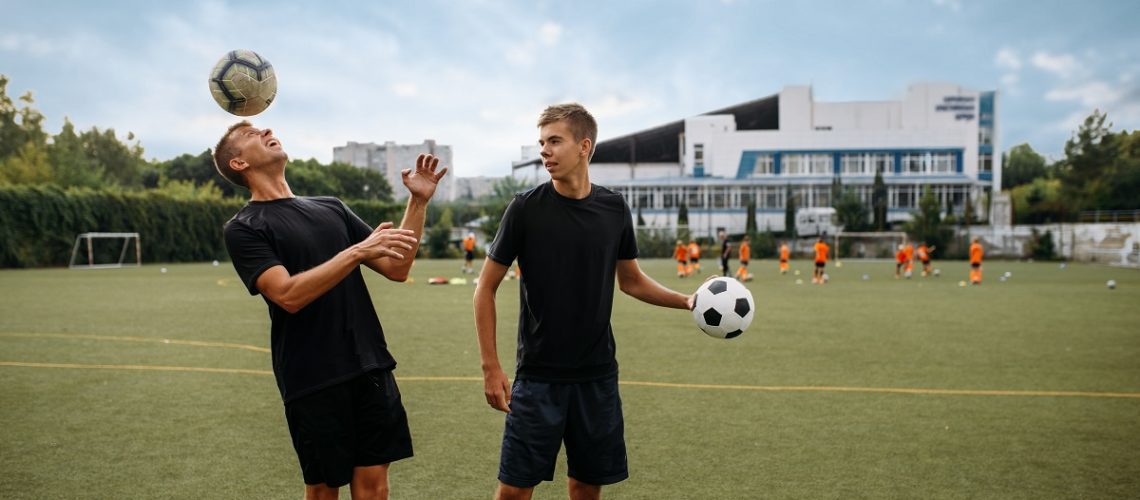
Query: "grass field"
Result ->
[[1, 258, 1138, 499]]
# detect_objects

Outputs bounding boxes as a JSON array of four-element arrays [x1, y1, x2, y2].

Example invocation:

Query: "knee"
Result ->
[[495, 483, 534, 500]]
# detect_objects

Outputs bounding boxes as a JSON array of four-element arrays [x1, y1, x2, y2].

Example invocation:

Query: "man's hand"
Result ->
[[353, 222, 417, 261], [482, 366, 512, 413], [402, 154, 449, 202]]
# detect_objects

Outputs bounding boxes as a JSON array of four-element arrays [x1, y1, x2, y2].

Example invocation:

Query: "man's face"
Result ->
[[538, 120, 589, 181], [230, 125, 287, 170]]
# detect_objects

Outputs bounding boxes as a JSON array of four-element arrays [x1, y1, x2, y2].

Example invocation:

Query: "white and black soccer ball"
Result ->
[[933, 268, 941, 277], [691, 277, 754, 339], [209, 49, 277, 116], [1107, 279, 1116, 290]]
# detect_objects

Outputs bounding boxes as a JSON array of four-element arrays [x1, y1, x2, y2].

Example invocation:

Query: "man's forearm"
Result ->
[[473, 290, 503, 372]]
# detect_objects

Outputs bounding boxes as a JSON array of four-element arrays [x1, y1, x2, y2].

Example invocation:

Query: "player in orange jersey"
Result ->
[[734, 235, 752, 281], [687, 239, 701, 275], [673, 240, 689, 278], [462, 232, 477, 274], [778, 241, 790, 274], [903, 242, 915, 276], [812, 237, 830, 284], [895, 244, 907, 279], [917, 242, 936, 277], [969, 237, 984, 284]]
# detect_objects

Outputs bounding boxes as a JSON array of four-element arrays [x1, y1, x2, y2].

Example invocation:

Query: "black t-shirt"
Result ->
[[488, 182, 638, 383], [223, 196, 395, 403]]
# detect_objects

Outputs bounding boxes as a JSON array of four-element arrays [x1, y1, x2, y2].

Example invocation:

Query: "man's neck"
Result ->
[[551, 169, 591, 200], [249, 177, 295, 201]]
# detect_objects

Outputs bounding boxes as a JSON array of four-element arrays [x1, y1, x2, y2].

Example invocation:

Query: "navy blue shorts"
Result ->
[[285, 370, 413, 487], [498, 376, 628, 488]]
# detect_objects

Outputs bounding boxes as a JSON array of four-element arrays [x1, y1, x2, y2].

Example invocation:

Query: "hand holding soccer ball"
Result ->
[[691, 277, 754, 339]]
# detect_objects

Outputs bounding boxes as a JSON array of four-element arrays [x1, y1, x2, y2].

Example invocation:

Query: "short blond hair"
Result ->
[[538, 103, 597, 159], [212, 120, 252, 189]]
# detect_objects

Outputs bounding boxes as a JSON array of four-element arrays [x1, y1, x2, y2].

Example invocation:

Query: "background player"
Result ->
[[734, 235, 751, 282], [812, 236, 829, 284], [969, 236, 984, 284], [674, 240, 690, 278], [463, 232, 478, 274], [687, 239, 701, 275], [778, 241, 790, 274]]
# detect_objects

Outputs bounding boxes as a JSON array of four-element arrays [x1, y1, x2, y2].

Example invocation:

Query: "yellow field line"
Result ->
[[0, 332, 269, 353], [618, 380, 1140, 399], [0, 361, 272, 376], [2, 361, 1138, 400]]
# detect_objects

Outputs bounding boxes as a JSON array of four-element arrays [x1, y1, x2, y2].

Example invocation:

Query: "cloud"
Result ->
[[932, 0, 962, 12], [1031, 51, 1080, 78], [391, 83, 419, 97], [539, 22, 563, 45], [994, 48, 1021, 71], [1045, 80, 1140, 131]]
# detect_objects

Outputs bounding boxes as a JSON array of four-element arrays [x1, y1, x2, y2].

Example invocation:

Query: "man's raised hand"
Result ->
[[402, 154, 449, 202]]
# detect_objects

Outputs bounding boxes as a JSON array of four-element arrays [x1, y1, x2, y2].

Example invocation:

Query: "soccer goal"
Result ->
[[833, 231, 907, 264], [69, 232, 141, 269]]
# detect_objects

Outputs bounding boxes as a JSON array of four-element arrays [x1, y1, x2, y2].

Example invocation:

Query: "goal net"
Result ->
[[834, 231, 907, 263], [69, 232, 141, 269]]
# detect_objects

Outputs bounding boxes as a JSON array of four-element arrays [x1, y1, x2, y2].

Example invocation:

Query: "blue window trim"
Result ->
[[735, 147, 965, 179]]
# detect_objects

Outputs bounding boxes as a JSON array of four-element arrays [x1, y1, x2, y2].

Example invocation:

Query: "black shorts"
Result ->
[[815, 261, 825, 269], [740, 260, 749, 266], [465, 250, 475, 261], [690, 258, 699, 264], [971, 263, 981, 269], [499, 376, 628, 488], [285, 370, 413, 487]]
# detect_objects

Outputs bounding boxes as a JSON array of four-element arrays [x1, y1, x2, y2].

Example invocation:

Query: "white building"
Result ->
[[334, 140, 456, 201], [513, 82, 999, 239]]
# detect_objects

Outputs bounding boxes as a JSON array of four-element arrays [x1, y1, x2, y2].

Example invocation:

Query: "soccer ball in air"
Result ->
[[209, 50, 277, 116], [691, 277, 755, 339], [1107, 279, 1116, 290]]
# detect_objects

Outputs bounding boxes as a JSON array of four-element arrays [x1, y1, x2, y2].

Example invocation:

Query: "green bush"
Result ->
[[0, 186, 404, 268]]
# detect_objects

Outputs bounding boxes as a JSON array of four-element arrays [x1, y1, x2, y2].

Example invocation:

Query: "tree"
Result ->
[[636, 206, 645, 227], [47, 118, 102, 188], [1002, 143, 1048, 190], [478, 176, 531, 241], [79, 126, 147, 188], [426, 206, 454, 258], [1058, 110, 1117, 211], [0, 76, 48, 162], [872, 169, 887, 230], [677, 201, 689, 226], [835, 187, 868, 231], [783, 185, 796, 237], [905, 186, 950, 252], [745, 200, 757, 234]]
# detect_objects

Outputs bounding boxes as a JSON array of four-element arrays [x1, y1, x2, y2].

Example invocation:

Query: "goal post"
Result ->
[[69, 232, 142, 269], [833, 231, 907, 264]]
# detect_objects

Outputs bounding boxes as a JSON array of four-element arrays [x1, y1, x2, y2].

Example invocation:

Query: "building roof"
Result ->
[[591, 94, 780, 164]]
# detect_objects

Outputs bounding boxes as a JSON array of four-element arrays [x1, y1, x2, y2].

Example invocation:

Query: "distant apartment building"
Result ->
[[333, 140, 456, 201]]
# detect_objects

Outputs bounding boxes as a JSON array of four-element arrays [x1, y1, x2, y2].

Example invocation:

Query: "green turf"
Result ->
[[1, 259, 1138, 499]]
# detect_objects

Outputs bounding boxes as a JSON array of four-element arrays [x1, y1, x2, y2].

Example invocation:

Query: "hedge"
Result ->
[[0, 186, 403, 268]]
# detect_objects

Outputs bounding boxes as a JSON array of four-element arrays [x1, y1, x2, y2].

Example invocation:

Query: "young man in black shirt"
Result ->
[[474, 104, 693, 500], [215, 120, 447, 500]]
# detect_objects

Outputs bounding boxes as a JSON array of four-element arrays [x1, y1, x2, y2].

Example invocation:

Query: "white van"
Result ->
[[796, 208, 841, 237]]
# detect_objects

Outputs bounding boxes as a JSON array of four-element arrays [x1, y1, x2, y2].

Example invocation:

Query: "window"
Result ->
[[763, 187, 782, 209], [662, 189, 676, 209], [783, 154, 807, 175], [902, 153, 926, 174], [739, 189, 754, 208], [694, 144, 704, 167], [687, 187, 704, 208], [841, 154, 866, 175], [979, 127, 993, 146], [812, 185, 831, 207], [873, 153, 893, 174], [979, 153, 993, 173], [752, 154, 774, 176], [932, 153, 954, 173], [711, 187, 728, 208], [810, 154, 832, 174], [895, 185, 916, 209]]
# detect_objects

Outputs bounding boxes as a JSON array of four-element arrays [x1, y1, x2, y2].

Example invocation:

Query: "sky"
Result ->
[[2, 0, 1139, 177]]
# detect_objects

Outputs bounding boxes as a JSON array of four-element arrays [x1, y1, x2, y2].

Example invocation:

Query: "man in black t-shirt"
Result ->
[[474, 104, 693, 500], [214, 120, 447, 500]]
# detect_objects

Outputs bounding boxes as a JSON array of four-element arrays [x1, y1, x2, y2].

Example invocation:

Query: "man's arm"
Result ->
[[256, 223, 417, 314], [616, 259, 693, 310], [362, 154, 448, 281], [474, 258, 512, 413]]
